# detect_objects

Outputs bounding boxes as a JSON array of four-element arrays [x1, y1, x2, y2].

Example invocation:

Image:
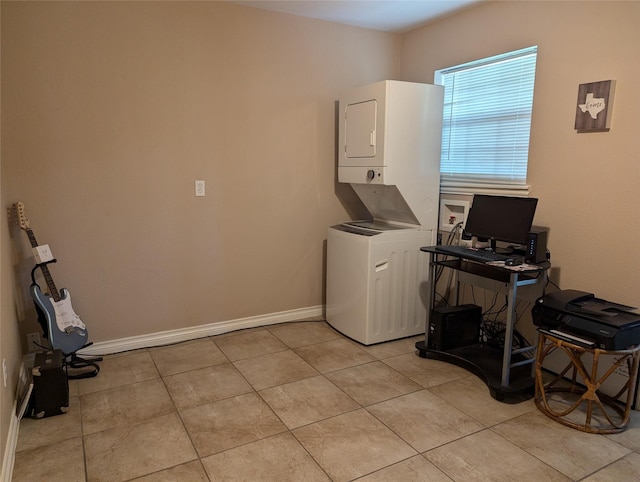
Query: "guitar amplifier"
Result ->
[[29, 350, 69, 418]]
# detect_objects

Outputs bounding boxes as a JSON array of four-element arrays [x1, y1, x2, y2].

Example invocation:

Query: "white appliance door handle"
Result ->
[[374, 259, 389, 272]]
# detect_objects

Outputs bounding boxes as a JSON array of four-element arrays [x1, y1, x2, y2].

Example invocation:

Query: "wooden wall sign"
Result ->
[[575, 80, 616, 132]]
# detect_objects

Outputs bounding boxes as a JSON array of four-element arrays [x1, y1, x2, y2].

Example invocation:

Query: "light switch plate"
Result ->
[[195, 180, 205, 197]]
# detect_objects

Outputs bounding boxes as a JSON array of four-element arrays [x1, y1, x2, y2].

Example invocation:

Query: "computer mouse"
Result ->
[[505, 258, 522, 266]]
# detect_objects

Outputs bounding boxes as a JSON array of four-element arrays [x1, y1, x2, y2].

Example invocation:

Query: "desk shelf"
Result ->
[[415, 340, 535, 403], [434, 257, 544, 285]]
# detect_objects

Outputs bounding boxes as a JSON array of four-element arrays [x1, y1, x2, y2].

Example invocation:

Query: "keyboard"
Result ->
[[436, 245, 515, 263]]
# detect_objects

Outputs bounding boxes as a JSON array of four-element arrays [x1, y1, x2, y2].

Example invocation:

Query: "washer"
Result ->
[[326, 221, 434, 345]]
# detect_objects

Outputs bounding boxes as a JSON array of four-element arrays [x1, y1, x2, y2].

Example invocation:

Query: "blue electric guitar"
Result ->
[[15, 202, 89, 355]]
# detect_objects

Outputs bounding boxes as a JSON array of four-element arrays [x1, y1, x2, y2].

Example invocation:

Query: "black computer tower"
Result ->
[[428, 304, 482, 351], [526, 227, 548, 263]]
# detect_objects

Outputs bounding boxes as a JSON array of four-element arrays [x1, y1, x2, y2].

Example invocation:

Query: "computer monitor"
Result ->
[[464, 195, 538, 251]]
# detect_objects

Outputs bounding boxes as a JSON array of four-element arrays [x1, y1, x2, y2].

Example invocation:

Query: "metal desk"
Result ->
[[416, 246, 549, 403]]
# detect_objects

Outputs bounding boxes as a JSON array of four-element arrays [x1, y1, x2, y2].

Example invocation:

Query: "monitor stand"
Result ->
[[491, 238, 515, 255]]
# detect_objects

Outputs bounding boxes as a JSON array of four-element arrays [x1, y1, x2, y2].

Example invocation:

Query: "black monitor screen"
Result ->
[[464, 195, 538, 246]]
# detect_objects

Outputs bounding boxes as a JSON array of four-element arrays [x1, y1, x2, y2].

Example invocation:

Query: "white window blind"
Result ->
[[436, 46, 538, 194]]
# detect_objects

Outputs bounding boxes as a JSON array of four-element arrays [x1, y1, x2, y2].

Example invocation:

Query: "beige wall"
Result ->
[[402, 0, 640, 306], [2, 1, 397, 344], [1, 0, 23, 471], [0, 152, 21, 480]]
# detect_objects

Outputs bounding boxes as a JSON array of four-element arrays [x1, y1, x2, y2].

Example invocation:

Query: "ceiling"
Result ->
[[229, 0, 481, 33]]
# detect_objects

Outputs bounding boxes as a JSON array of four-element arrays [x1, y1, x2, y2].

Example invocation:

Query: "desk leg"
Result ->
[[501, 272, 519, 386], [423, 252, 436, 343]]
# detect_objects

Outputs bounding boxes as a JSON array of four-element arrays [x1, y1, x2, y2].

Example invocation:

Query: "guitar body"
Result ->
[[30, 283, 88, 355]]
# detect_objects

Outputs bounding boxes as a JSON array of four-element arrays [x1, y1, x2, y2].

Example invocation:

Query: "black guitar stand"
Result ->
[[30, 261, 56, 338], [66, 349, 102, 380], [30, 261, 102, 379]]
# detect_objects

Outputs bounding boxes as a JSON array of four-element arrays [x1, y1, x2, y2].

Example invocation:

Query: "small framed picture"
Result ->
[[574, 80, 616, 132]]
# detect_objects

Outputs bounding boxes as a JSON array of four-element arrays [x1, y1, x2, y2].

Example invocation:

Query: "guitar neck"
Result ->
[[26, 228, 61, 302]]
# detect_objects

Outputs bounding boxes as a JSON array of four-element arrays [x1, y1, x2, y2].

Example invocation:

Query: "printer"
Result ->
[[532, 289, 640, 350]]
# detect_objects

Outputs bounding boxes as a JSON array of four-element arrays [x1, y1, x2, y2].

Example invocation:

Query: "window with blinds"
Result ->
[[436, 46, 538, 195]]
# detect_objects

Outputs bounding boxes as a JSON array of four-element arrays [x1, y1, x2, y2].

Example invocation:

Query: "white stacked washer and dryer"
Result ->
[[326, 80, 444, 345]]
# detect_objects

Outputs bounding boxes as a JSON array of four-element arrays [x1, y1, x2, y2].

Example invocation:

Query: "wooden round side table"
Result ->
[[534, 330, 640, 434]]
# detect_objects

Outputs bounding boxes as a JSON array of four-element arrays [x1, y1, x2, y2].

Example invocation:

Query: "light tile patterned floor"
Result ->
[[12, 320, 640, 481]]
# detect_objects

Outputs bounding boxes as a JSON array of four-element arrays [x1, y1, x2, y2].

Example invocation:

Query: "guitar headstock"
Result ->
[[14, 201, 30, 231]]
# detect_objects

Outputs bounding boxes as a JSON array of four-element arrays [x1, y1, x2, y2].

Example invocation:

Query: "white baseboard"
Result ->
[[1, 402, 19, 482], [77, 305, 325, 356]]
